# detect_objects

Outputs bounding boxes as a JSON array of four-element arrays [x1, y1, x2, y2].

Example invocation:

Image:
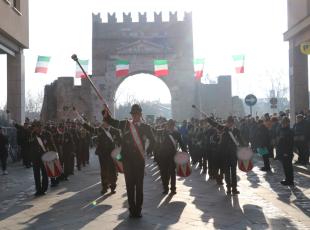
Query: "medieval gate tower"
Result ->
[[92, 12, 198, 121]]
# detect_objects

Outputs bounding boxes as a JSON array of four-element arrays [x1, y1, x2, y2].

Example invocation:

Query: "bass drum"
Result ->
[[174, 152, 191, 177]]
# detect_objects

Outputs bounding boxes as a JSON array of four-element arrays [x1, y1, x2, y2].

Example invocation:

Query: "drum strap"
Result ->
[[36, 136, 47, 152], [168, 134, 177, 152], [103, 128, 113, 143], [228, 131, 240, 147], [129, 121, 144, 159]]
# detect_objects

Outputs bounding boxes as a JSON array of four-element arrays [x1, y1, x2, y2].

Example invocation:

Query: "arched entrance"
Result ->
[[114, 73, 172, 119], [91, 12, 198, 121]]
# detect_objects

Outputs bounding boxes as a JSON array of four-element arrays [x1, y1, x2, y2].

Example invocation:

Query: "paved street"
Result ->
[[0, 149, 309, 230]]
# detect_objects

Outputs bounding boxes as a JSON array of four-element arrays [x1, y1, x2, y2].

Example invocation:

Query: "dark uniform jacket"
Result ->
[[83, 123, 121, 159], [30, 131, 57, 162], [0, 133, 8, 155], [105, 117, 155, 162], [156, 129, 187, 159], [277, 127, 294, 157]]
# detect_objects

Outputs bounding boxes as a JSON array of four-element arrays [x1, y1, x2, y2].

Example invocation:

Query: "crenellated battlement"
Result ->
[[92, 12, 192, 24]]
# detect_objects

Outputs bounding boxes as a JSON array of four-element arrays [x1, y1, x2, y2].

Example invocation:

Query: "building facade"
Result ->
[[284, 0, 310, 118], [0, 0, 29, 123]]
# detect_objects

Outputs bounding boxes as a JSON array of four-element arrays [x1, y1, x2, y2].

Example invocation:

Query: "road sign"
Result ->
[[270, 97, 277, 105], [300, 42, 310, 55], [245, 94, 257, 106]]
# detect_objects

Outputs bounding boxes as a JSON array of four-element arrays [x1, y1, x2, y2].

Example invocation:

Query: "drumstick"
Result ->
[[72, 106, 85, 123]]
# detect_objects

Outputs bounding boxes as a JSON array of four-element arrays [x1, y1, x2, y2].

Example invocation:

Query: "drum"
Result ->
[[237, 147, 253, 161], [174, 152, 191, 177], [111, 147, 124, 173], [237, 147, 254, 172], [41, 151, 63, 178]]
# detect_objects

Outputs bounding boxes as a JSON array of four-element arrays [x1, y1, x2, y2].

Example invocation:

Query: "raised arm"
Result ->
[[104, 112, 128, 131], [83, 122, 98, 134]]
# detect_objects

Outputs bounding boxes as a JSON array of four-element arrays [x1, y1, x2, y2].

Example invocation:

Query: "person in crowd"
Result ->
[[293, 114, 309, 166], [207, 116, 244, 195], [83, 119, 121, 194], [277, 116, 295, 186], [15, 120, 32, 168], [0, 127, 9, 175], [255, 119, 272, 172], [103, 104, 155, 218], [29, 120, 57, 196], [157, 119, 187, 195]]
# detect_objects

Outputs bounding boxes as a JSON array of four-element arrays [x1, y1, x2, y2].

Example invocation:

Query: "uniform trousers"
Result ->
[[33, 160, 48, 193], [123, 158, 145, 215]]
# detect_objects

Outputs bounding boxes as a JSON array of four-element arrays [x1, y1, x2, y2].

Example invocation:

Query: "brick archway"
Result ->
[[91, 12, 198, 121]]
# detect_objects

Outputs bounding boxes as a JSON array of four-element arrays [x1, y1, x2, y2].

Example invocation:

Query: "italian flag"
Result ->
[[35, 56, 51, 74], [116, 60, 129, 77], [232, 54, 245, 74], [76, 59, 89, 78], [154, 59, 168, 77], [194, 58, 205, 80]]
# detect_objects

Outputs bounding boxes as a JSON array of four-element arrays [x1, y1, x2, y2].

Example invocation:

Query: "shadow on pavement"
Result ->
[[20, 180, 112, 229]]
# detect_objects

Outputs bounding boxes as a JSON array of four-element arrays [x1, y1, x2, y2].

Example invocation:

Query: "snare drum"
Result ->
[[111, 147, 124, 173], [174, 152, 191, 177]]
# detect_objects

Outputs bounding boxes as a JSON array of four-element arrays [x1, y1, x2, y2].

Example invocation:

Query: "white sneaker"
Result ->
[[3, 171, 8, 175]]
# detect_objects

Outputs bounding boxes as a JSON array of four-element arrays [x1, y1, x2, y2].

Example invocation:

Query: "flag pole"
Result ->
[[71, 54, 111, 114]]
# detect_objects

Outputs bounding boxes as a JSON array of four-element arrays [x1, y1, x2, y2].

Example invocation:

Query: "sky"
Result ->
[[0, 0, 290, 108]]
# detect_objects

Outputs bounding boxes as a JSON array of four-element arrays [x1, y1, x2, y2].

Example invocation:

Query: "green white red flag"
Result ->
[[154, 59, 168, 77], [116, 60, 129, 77], [232, 54, 245, 74], [35, 56, 51, 74], [193, 58, 205, 80], [76, 59, 89, 78]]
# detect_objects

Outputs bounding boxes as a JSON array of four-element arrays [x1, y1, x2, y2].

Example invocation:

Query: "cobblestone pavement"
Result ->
[[0, 150, 309, 230]]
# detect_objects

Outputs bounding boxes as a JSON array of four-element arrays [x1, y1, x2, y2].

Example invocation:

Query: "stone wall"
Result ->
[[40, 77, 93, 122], [92, 12, 197, 121], [199, 76, 233, 119]]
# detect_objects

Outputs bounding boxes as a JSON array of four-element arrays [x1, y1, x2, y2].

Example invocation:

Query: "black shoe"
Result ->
[[170, 190, 177, 195], [129, 212, 142, 218], [280, 180, 294, 186], [162, 190, 168, 195], [34, 191, 45, 196], [34, 192, 41, 196], [111, 189, 116, 194], [101, 189, 107, 195], [226, 189, 231, 195], [135, 213, 142, 218], [260, 167, 271, 172], [232, 189, 240, 195]]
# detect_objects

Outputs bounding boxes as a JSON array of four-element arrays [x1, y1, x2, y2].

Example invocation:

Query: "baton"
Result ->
[[71, 54, 111, 114]]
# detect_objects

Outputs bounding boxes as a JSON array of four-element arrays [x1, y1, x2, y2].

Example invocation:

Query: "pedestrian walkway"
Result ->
[[0, 150, 309, 229]]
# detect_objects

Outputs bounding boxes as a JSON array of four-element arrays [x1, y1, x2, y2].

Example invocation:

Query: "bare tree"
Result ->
[[264, 69, 289, 112], [25, 91, 43, 113]]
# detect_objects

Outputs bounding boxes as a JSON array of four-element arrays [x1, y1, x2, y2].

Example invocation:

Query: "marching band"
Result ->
[[1, 104, 309, 219]]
